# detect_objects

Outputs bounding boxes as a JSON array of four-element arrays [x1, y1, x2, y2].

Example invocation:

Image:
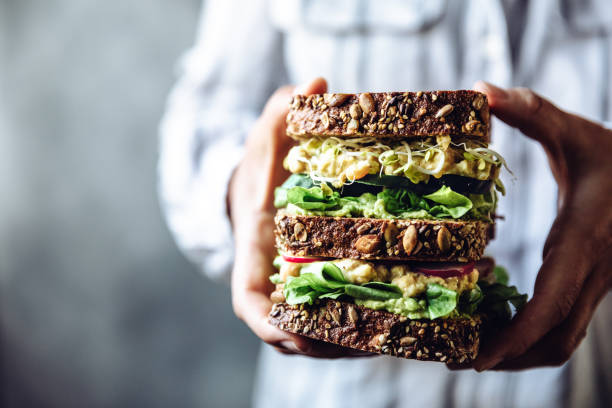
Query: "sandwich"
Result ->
[[268, 91, 526, 364]]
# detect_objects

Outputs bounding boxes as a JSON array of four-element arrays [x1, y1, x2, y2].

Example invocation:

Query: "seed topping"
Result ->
[[358, 93, 375, 114], [435, 104, 454, 118], [402, 225, 418, 255]]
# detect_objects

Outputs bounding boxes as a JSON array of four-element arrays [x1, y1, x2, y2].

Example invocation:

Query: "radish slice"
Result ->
[[282, 255, 323, 264], [474, 257, 495, 277], [413, 262, 475, 278]]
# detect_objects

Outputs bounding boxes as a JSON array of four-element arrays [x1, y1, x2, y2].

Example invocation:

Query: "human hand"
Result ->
[[228, 78, 373, 358], [472, 82, 612, 371]]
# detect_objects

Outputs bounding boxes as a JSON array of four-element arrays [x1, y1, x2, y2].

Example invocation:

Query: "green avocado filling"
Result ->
[[274, 174, 499, 221], [355, 298, 428, 319], [271, 258, 527, 321]]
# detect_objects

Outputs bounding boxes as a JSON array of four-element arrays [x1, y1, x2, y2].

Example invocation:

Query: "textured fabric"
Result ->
[[159, 0, 612, 406]]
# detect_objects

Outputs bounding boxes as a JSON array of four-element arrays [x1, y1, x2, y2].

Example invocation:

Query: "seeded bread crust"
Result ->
[[286, 90, 490, 142], [275, 210, 493, 262], [269, 299, 481, 363]]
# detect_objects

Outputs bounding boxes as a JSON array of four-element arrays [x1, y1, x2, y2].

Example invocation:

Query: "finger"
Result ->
[[305, 339, 378, 359], [256, 77, 329, 201], [446, 362, 473, 371], [232, 224, 315, 354], [491, 247, 611, 370], [233, 247, 377, 359], [294, 77, 328, 95], [264, 77, 328, 118], [233, 286, 315, 353], [232, 222, 350, 357], [275, 341, 376, 359], [474, 214, 594, 371], [237, 286, 376, 358], [473, 82, 567, 149], [273, 346, 299, 355]]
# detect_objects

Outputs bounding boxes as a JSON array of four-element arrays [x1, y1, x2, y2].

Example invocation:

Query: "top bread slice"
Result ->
[[286, 90, 490, 142]]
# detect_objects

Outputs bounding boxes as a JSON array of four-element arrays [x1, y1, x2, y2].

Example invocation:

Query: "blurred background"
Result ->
[[0, 1, 261, 407]]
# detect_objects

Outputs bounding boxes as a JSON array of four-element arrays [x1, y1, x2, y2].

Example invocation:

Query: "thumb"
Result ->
[[263, 77, 328, 119], [294, 77, 328, 96], [473, 81, 567, 149]]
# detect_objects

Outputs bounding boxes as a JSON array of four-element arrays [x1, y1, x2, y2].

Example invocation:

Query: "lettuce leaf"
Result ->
[[282, 262, 403, 305], [276, 183, 483, 220], [285, 186, 341, 210], [424, 186, 473, 218], [273, 259, 527, 321], [468, 191, 497, 221], [344, 282, 405, 301], [277, 260, 458, 318], [377, 188, 430, 213], [269, 273, 284, 285]]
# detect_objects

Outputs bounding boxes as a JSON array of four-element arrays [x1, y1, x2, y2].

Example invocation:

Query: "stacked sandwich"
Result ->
[[268, 91, 526, 364]]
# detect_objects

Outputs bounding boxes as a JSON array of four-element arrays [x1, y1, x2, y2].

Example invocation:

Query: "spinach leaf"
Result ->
[[281, 173, 317, 189], [344, 283, 403, 301], [478, 281, 527, 321], [282, 261, 403, 305], [274, 174, 317, 207], [458, 285, 484, 315], [277, 174, 482, 220], [493, 265, 509, 285], [353, 174, 423, 190], [426, 283, 458, 319]]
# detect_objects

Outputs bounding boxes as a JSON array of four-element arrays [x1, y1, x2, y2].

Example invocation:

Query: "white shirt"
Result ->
[[159, 1, 612, 406]]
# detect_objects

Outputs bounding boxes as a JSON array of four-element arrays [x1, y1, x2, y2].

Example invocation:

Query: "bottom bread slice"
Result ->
[[269, 299, 481, 364]]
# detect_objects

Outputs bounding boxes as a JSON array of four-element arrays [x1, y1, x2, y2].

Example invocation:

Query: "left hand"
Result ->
[[228, 77, 373, 358], [470, 82, 612, 371]]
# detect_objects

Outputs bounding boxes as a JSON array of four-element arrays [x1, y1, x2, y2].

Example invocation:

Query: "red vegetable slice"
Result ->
[[282, 255, 323, 264], [413, 262, 475, 278], [474, 257, 495, 277]]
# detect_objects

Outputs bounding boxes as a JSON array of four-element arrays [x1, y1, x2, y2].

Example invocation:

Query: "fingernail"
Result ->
[[280, 340, 302, 353], [349, 350, 377, 357], [475, 81, 508, 100], [293, 82, 310, 95]]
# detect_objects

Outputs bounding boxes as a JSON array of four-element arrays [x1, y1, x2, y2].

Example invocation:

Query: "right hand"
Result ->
[[228, 78, 373, 358], [472, 83, 612, 371]]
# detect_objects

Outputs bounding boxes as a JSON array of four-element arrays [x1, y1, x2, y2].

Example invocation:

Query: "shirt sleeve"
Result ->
[[158, 0, 286, 282]]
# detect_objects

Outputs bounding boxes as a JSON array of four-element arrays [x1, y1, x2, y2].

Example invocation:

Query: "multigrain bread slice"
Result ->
[[275, 210, 493, 262], [286, 90, 490, 141], [269, 299, 481, 364]]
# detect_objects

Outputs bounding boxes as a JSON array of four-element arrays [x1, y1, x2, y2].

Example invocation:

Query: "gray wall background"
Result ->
[[0, 1, 261, 407]]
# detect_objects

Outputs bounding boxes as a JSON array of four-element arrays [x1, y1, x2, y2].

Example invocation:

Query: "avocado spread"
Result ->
[[356, 297, 429, 319]]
